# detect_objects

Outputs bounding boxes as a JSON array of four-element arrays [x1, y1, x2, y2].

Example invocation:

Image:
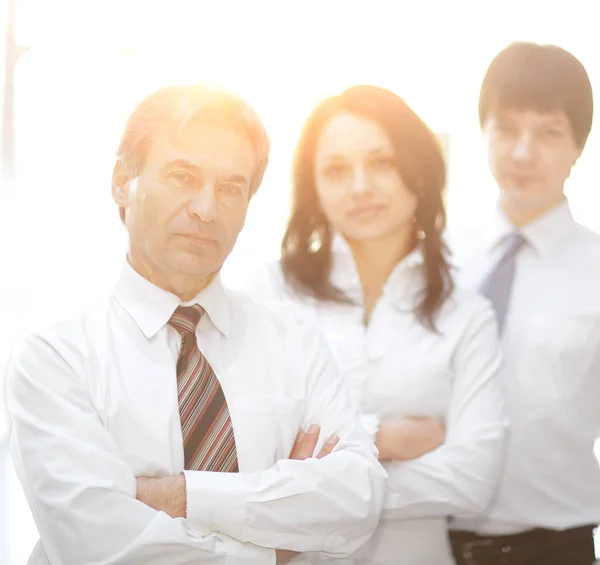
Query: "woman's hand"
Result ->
[[376, 417, 445, 461]]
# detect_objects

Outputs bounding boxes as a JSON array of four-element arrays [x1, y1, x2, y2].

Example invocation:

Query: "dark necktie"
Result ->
[[478, 232, 527, 333]]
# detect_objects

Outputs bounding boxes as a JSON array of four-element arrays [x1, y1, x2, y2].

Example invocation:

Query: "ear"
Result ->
[[566, 146, 584, 180], [112, 160, 134, 208], [238, 205, 248, 232]]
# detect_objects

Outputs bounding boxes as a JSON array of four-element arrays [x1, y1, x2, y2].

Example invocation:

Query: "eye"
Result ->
[[321, 164, 348, 178], [494, 123, 517, 136], [541, 128, 564, 139], [168, 171, 195, 187], [369, 156, 396, 171], [218, 182, 242, 196]]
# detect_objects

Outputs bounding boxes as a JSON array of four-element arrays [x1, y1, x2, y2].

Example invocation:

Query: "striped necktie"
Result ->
[[169, 305, 238, 472]]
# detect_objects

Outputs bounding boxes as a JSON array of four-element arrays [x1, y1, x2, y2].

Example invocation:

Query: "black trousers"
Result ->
[[449, 524, 597, 565]]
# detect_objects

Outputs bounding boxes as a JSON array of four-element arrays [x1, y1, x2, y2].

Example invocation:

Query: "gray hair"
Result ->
[[116, 84, 270, 221]]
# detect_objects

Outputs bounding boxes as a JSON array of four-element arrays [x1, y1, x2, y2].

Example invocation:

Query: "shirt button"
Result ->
[[501, 545, 511, 553]]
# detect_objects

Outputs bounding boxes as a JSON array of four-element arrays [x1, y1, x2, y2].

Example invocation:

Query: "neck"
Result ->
[[346, 227, 416, 300], [128, 246, 215, 302], [500, 193, 565, 227]]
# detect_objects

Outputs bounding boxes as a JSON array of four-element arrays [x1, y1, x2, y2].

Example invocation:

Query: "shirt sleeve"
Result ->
[[7, 332, 275, 565], [381, 298, 509, 520], [184, 321, 387, 558]]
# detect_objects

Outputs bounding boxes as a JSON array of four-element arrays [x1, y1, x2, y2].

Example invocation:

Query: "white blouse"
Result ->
[[239, 236, 508, 565]]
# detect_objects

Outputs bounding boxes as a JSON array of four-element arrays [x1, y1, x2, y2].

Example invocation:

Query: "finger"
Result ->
[[288, 432, 306, 459], [276, 550, 299, 564], [316, 434, 340, 459], [438, 422, 447, 438], [289, 425, 320, 460], [429, 420, 445, 436], [297, 424, 320, 459], [293, 424, 320, 460]]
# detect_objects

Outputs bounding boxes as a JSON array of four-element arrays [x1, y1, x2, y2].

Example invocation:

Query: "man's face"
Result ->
[[483, 109, 582, 218], [113, 121, 256, 284]]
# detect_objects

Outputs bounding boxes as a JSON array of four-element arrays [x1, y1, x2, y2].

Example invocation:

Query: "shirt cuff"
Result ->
[[228, 542, 276, 565], [183, 470, 250, 541]]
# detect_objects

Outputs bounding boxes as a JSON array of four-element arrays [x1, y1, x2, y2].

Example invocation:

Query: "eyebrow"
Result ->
[[319, 147, 393, 161], [221, 174, 249, 185], [538, 117, 570, 128], [161, 159, 249, 184], [495, 112, 569, 128], [160, 159, 203, 175]]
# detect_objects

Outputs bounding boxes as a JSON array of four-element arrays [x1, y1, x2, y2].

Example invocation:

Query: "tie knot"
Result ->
[[169, 305, 204, 336], [504, 232, 527, 255]]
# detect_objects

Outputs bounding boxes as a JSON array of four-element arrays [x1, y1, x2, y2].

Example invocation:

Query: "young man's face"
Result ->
[[483, 109, 582, 221]]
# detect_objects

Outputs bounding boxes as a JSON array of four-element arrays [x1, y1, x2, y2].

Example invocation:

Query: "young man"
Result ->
[[449, 42, 600, 565], [7, 84, 386, 565]]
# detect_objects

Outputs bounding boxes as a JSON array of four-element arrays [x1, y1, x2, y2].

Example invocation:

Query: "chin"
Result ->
[[169, 251, 223, 277], [502, 187, 537, 202], [343, 227, 397, 242], [501, 194, 560, 221]]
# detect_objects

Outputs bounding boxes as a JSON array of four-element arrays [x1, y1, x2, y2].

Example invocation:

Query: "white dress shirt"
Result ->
[[449, 199, 600, 535], [240, 235, 508, 565], [7, 262, 386, 565]]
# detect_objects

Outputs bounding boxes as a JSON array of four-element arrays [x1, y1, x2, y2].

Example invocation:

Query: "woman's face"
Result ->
[[313, 112, 418, 243]]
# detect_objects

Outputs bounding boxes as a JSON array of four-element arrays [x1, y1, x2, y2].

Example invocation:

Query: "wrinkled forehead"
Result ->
[[147, 120, 256, 179]]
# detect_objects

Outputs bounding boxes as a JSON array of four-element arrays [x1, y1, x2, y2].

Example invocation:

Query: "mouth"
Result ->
[[346, 204, 387, 220], [178, 233, 217, 245], [507, 173, 540, 186]]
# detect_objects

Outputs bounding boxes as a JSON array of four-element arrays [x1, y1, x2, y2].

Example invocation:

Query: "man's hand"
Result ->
[[136, 473, 187, 519], [289, 424, 340, 460], [276, 549, 299, 564], [376, 417, 445, 461]]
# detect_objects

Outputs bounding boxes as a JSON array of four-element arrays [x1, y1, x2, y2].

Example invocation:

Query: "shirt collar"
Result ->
[[330, 232, 425, 305], [113, 261, 231, 339], [487, 199, 576, 256]]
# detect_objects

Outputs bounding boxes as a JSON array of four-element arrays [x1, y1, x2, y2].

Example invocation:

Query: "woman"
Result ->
[[242, 85, 508, 565]]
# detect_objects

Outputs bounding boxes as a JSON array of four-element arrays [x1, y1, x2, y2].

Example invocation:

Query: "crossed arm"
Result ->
[[8, 332, 385, 564], [136, 428, 339, 564]]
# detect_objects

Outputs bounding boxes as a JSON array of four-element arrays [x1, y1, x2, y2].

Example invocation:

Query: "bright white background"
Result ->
[[1, 1, 599, 563]]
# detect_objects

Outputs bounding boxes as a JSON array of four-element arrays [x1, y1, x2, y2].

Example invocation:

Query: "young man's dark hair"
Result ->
[[479, 41, 593, 148]]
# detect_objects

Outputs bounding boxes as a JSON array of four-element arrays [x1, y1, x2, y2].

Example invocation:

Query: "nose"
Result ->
[[512, 132, 537, 163], [350, 166, 373, 195], [188, 184, 218, 222]]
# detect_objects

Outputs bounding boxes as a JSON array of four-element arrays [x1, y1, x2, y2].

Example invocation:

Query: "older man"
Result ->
[[7, 84, 386, 565]]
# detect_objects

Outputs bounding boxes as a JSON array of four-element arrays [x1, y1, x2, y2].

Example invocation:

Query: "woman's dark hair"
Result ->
[[281, 84, 453, 331], [479, 42, 593, 149]]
